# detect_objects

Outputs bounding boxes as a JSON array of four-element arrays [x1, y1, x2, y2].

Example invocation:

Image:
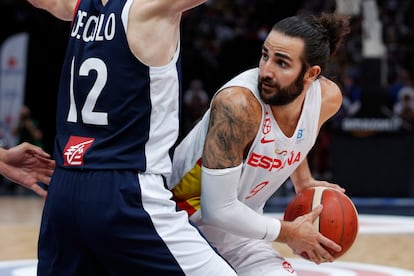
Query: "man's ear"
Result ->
[[305, 65, 321, 82]]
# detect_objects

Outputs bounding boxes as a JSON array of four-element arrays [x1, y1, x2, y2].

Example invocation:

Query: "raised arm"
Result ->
[[153, 0, 207, 14], [27, 0, 78, 21], [125, 0, 206, 67]]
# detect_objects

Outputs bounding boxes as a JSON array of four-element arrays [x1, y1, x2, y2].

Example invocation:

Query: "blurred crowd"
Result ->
[[179, 0, 414, 134]]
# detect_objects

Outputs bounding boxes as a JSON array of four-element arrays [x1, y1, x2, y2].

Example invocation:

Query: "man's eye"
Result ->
[[278, 60, 288, 68]]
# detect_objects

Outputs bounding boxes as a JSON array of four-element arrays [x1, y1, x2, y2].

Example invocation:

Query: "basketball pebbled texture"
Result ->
[[283, 186, 359, 259]]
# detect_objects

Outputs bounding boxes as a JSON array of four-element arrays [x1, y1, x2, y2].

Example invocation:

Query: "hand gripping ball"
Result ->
[[284, 187, 359, 259]]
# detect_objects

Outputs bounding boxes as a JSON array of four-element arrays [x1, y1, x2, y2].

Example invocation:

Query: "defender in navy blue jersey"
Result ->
[[27, 0, 236, 275]]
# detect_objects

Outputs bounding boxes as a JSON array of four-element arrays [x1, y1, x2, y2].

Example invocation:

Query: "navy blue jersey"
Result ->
[[54, 0, 181, 173]]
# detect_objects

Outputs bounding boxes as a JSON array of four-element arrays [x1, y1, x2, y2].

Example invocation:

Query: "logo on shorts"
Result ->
[[282, 260, 295, 273], [63, 136, 95, 166]]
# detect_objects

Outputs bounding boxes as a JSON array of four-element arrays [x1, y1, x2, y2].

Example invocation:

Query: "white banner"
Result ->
[[0, 32, 29, 148]]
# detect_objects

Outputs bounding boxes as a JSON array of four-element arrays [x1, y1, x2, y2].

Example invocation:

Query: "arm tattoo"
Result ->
[[203, 91, 260, 169]]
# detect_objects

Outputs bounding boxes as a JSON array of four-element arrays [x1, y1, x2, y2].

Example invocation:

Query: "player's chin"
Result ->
[[259, 88, 275, 102]]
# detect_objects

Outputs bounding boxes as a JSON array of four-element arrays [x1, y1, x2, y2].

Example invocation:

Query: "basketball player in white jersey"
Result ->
[[169, 13, 351, 275], [26, 0, 237, 275]]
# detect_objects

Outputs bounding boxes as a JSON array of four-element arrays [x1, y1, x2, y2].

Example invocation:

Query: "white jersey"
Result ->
[[169, 67, 321, 272], [169, 67, 321, 208]]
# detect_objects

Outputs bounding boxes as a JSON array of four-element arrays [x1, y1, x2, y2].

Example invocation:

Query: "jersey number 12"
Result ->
[[67, 57, 108, 126]]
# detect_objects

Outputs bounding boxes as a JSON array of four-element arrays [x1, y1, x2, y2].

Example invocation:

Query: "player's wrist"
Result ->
[[264, 218, 281, 241], [276, 220, 294, 243]]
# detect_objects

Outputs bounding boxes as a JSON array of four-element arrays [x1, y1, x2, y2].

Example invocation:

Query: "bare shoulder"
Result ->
[[211, 86, 262, 128], [213, 86, 261, 111], [319, 76, 342, 99], [203, 87, 261, 168], [319, 76, 343, 124]]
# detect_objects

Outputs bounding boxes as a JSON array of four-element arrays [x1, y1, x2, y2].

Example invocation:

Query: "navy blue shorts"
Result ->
[[37, 168, 235, 276]]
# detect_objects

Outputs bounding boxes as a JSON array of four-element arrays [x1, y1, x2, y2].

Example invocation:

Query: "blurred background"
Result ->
[[0, 0, 413, 213]]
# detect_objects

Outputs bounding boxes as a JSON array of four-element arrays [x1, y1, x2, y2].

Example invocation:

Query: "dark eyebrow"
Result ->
[[262, 45, 293, 62], [275, 52, 293, 62]]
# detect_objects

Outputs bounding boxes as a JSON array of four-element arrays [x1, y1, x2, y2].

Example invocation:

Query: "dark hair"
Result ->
[[272, 13, 350, 75]]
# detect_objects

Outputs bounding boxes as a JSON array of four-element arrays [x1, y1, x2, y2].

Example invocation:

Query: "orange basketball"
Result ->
[[283, 186, 359, 259]]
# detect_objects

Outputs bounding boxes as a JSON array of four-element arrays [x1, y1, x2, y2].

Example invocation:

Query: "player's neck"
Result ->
[[270, 94, 306, 138]]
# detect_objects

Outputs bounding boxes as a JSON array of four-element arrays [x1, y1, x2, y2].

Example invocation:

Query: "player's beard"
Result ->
[[258, 65, 306, 106]]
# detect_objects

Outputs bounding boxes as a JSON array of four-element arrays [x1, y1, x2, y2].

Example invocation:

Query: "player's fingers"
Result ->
[[35, 156, 55, 169], [307, 249, 323, 264], [320, 236, 342, 252], [39, 156, 55, 165], [30, 183, 47, 198], [22, 170, 52, 187], [315, 244, 335, 263], [311, 248, 333, 264], [23, 142, 51, 158], [318, 182, 345, 193], [319, 234, 342, 254], [37, 175, 52, 185], [326, 183, 345, 193], [30, 169, 53, 185], [31, 166, 54, 175]]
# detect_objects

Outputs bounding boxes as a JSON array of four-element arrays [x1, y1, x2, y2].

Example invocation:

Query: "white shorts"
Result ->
[[198, 223, 298, 276]]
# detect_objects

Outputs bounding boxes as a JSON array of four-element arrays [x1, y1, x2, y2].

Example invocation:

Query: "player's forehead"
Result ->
[[263, 30, 304, 63]]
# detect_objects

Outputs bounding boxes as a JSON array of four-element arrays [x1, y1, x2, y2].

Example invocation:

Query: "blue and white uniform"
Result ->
[[169, 68, 322, 275], [54, 0, 179, 173], [38, 0, 236, 275]]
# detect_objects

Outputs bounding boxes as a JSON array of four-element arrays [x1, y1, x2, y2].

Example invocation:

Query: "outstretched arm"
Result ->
[[26, 0, 78, 21], [0, 143, 55, 198], [155, 0, 207, 14]]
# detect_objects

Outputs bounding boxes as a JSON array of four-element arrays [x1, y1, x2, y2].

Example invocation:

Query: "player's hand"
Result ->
[[278, 205, 342, 264], [0, 142, 55, 198], [295, 178, 345, 194]]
